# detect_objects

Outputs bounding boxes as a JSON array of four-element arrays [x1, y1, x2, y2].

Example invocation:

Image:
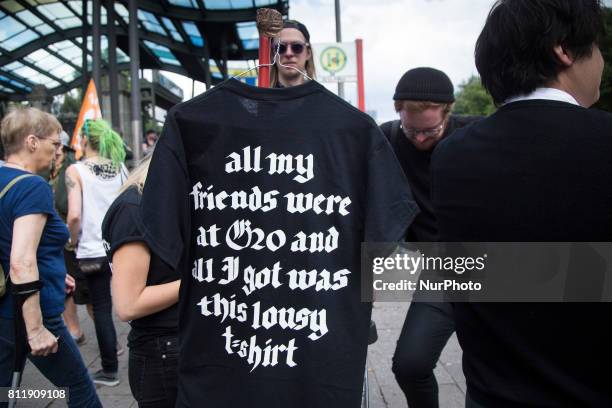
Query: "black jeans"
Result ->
[[129, 334, 178, 408], [84, 261, 118, 373], [392, 302, 455, 408]]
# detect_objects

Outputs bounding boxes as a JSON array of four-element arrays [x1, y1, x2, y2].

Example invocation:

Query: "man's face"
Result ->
[[572, 45, 605, 107], [275, 28, 311, 84], [399, 106, 448, 151], [146, 132, 157, 144]]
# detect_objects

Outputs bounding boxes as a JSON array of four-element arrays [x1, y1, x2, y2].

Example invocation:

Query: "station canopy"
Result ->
[[0, 0, 289, 100]]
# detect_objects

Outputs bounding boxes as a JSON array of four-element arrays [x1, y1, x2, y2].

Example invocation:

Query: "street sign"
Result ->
[[312, 40, 365, 112], [313, 42, 357, 83]]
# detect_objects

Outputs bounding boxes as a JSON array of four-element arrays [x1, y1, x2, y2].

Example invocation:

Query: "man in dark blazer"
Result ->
[[431, 0, 612, 406]]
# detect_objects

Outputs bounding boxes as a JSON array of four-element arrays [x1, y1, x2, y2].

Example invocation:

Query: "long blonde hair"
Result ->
[[119, 152, 152, 194]]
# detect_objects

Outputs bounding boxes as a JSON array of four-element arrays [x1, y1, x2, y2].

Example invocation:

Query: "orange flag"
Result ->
[[71, 79, 102, 159]]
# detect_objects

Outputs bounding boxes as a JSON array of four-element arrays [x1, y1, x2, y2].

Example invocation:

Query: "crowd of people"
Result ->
[[0, 0, 611, 406]]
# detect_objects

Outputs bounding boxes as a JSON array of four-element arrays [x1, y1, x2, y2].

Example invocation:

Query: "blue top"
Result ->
[[0, 167, 69, 318]]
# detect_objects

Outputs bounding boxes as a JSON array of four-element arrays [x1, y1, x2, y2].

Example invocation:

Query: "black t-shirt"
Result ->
[[380, 115, 480, 242], [140, 78, 418, 408], [102, 186, 179, 347], [431, 100, 612, 407]]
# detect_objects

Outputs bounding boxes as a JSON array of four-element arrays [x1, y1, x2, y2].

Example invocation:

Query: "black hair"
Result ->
[[475, 0, 606, 105]]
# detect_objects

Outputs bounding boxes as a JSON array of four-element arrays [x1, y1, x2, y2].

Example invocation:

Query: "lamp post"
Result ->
[[335, 0, 344, 99]]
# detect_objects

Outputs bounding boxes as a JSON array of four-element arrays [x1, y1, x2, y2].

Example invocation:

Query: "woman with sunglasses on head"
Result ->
[[66, 118, 127, 387], [0, 108, 101, 407], [102, 152, 180, 408], [270, 20, 317, 88]]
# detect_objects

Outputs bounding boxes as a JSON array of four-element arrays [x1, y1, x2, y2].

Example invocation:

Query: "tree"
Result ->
[[453, 76, 496, 116], [53, 89, 83, 136], [594, 7, 612, 113], [59, 90, 82, 115]]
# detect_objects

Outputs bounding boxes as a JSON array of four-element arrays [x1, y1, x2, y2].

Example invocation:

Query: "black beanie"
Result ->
[[393, 67, 455, 103], [283, 20, 310, 42]]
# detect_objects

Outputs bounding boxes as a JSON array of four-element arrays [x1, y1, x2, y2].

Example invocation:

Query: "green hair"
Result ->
[[82, 119, 125, 166]]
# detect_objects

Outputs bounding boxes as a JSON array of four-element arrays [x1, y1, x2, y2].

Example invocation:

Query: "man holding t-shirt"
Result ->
[[432, 0, 612, 406], [139, 17, 418, 406], [380, 67, 479, 408]]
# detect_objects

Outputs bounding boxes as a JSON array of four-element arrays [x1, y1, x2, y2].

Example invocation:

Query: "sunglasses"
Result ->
[[273, 42, 308, 55]]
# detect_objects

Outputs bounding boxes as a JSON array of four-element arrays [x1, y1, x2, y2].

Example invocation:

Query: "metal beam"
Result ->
[[172, 16, 209, 79], [0, 85, 25, 96], [12, 0, 92, 66], [120, 0, 283, 23], [129, 0, 142, 161], [0, 68, 35, 90], [92, 0, 102, 99], [0, 78, 30, 93], [203, 41, 212, 90], [220, 30, 228, 80], [0, 25, 205, 67], [43, 46, 81, 73], [0, 45, 68, 87], [106, 0, 120, 129], [82, 0, 89, 94], [0, 61, 218, 102]]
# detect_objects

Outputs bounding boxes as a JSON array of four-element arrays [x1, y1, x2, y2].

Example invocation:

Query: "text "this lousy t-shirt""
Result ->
[[140, 79, 417, 408]]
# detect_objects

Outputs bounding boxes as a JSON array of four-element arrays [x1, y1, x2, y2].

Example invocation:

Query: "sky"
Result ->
[[163, 0, 612, 123]]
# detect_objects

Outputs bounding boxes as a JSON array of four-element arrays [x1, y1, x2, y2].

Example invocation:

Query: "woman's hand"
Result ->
[[27, 326, 59, 356], [65, 274, 76, 295]]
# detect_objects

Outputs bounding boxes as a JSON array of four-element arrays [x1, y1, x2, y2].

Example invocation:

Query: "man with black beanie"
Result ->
[[380, 67, 480, 408], [432, 0, 611, 406]]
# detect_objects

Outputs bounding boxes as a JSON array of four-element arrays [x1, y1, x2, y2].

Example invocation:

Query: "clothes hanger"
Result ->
[[233, 39, 313, 82]]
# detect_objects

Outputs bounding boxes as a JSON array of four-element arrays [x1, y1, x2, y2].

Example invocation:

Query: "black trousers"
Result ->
[[84, 262, 118, 373], [129, 334, 179, 408], [392, 302, 455, 408]]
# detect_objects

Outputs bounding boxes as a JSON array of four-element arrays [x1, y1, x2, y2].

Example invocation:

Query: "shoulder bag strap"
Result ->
[[0, 174, 35, 200]]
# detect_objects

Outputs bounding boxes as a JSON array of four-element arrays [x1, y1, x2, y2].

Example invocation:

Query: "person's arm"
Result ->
[[111, 241, 180, 322], [11, 214, 59, 356], [65, 165, 82, 248]]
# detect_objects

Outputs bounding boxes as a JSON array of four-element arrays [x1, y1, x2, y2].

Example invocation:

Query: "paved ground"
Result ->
[[368, 302, 466, 408], [16, 302, 465, 407]]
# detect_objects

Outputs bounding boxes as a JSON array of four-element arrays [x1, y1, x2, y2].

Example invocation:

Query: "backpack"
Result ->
[[0, 173, 35, 297]]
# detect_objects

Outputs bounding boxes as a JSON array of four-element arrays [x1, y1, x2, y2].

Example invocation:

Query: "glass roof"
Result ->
[[236, 22, 258, 50], [39, 2, 82, 29], [113, 3, 129, 24], [144, 40, 181, 66], [0, 73, 31, 92], [161, 17, 183, 43], [0, 0, 287, 98], [139, 10, 166, 36], [168, 0, 199, 8], [206, 0, 255, 10], [3, 61, 60, 88], [0, 12, 41, 51], [24, 49, 78, 82], [182, 21, 204, 47]]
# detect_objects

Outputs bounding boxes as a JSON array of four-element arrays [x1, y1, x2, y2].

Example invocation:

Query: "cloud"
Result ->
[[290, 0, 493, 121]]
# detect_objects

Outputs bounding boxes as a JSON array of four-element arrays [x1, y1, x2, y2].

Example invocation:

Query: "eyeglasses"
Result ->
[[401, 120, 446, 139], [273, 42, 308, 55], [36, 135, 61, 149]]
